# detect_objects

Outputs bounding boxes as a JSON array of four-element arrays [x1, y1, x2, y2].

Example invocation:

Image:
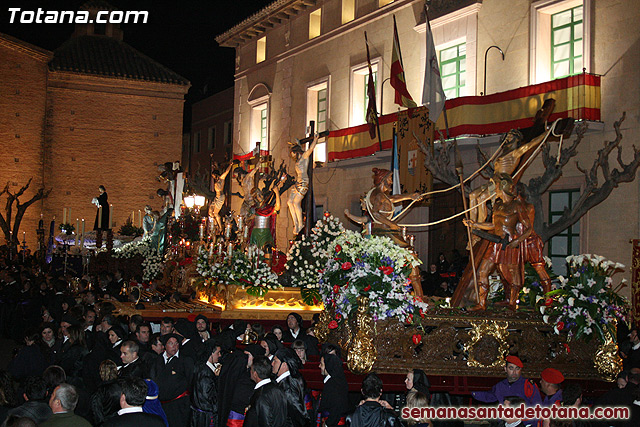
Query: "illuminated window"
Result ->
[[439, 43, 466, 99], [207, 127, 216, 150], [548, 189, 580, 275], [342, 0, 355, 24], [251, 103, 268, 151], [350, 60, 380, 127], [307, 80, 329, 162], [530, 0, 590, 84], [551, 5, 583, 78], [256, 36, 266, 63], [309, 9, 321, 39]]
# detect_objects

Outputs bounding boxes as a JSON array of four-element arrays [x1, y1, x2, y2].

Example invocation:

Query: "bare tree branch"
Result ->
[[420, 113, 640, 243]]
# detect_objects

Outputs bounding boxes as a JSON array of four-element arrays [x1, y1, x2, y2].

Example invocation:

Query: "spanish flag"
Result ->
[[390, 16, 417, 109]]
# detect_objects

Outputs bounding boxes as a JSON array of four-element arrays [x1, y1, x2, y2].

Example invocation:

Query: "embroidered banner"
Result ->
[[397, 106, 433, 194]]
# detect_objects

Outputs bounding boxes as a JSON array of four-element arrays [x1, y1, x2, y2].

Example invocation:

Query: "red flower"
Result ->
[[563, 343, 571, 353], [557, 321, 565, 331], [419, 309, 425, 318], [335, 245, 342, 253], [406, 314, 414, 324], [363, 285, 371, 292], [378, 266, 394, 275], [335, 313, 342, 321], [328, 320, 338, 329], [545, 298, 553, 306], [341, 262, 352, 270], [333, 285, 340, 294], [412, 334, 422, 345]]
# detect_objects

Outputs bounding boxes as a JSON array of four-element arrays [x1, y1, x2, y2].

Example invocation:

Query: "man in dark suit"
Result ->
[[119, 340, 147, 379], [103, 378, 165, 426], [281, 312, 305, 343], [150, 333, 194, 427], [272, 348, 310, 427], [244, 355, 288, 427], [190, 339, 221, 427]]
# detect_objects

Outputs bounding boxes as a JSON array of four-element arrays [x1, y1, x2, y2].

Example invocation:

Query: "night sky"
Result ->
[[1, 0, 272, 129]]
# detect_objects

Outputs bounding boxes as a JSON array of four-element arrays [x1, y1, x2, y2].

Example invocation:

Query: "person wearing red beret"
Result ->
[[472, 356, 542, 427], [540, 368, 564, 407]]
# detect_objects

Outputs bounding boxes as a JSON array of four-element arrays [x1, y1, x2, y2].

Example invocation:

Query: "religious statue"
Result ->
[[157, 161, 184, 219], [516, 184, 552, 294], [463, 173, 532, 311], [233, 164, 259, 219], [287, 133, 319, 235], [209, 162, 233, 235], [142, 205, 157, 238], [363, 168, 421, 247], [250, 167, 286, 249], [92, 185, 109, 231], [467, 99, 558, 224], [344, 196, 371, 234]]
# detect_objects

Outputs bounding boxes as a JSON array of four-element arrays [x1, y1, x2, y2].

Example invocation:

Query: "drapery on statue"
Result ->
[[249, 174, 284, 249], [209, 162, 233, 235], [463, 174, 531, 311], [287, 133, 319, 236], [467, 99, 559, 224]]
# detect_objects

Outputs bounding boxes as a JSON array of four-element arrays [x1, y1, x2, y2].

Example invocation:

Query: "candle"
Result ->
[[22, 231, 25, 242], [98, 206, 103, 228], [225, 223, 231, 240], [209, 242, 214, 258], [80, 219, 85, 248], [75, 218, 79, 246], [132, 210, 135, 224], [243, 225, 249, 239], [217, 242, 223, 260], [138, 210, 142, 228], [227, 242, 233, 258], [237, 215, 244, 231], [63, 208, 67, 224], [108, 204, 113, 229], [199, 224, 204, 241]]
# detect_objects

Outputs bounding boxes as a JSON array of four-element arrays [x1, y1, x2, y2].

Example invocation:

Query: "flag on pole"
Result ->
[[390, 16, 417, 108], [365, 32, 379, 140], [421, 8, 445, 122], [391, 127, 402, 216]]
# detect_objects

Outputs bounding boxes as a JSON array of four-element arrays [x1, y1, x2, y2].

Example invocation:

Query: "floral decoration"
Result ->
[[537, 254, 628, 343], [196, 246, 281, 297], [318, 230, 422, 325], [113, 236, 163, 281], [286, 215, 345, 304]]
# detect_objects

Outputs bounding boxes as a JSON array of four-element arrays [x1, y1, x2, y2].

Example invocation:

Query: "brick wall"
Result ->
[[0, 39, 50, 249]]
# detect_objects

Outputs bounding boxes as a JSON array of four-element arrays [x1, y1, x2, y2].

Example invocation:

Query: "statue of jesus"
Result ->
[[287, 133, 319, 235]]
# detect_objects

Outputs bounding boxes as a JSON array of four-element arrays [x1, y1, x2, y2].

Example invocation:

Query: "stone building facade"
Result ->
[[217, 0, 638, 281]]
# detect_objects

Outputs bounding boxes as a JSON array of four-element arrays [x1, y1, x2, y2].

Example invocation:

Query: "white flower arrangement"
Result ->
[[113, 236, 163, 281], [286, 215, 345, 289], [540, 253, 628, 342], [196, 246, 281, 296]]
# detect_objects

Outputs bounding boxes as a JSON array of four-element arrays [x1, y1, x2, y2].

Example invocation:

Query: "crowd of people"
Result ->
[[1, 248, 640, 427]]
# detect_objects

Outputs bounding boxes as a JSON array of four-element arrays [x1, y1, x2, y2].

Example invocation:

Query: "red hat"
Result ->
[[505, 355, 523, 368], [541, 368, 564, 384]]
